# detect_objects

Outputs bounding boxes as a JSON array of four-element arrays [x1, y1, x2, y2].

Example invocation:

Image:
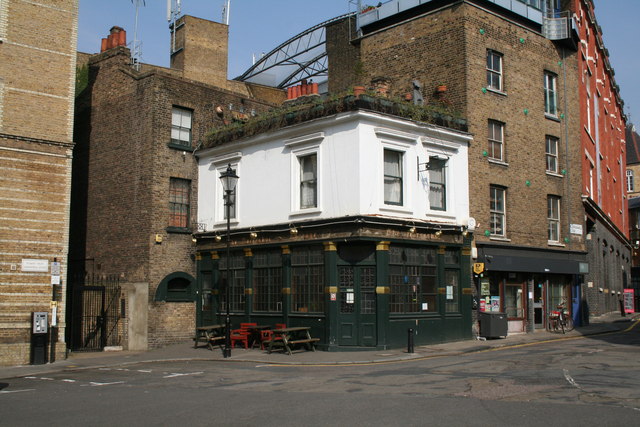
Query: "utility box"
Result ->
[[478, 311, 508, 338], [31, 312, 48, 365]]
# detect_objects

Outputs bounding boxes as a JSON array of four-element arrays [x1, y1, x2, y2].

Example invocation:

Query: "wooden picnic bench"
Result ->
[[193, 324, 225, 351], [266, 327, 319, 355]]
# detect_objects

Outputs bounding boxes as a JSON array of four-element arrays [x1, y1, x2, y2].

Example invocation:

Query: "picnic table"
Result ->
[[193, 324, 225, 350], [266, 326, 319, 355]]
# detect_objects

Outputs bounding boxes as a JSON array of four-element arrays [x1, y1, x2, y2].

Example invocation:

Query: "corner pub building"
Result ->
[[193, 96, 474, 350]]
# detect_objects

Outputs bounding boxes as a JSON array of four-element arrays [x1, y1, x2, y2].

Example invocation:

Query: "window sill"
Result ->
[[545, 171, 564, 178], [166, 226, 192, 234], [380, 205, 414, 215], [489, 236, 511, 242], [545, 114, 561, 122], [486, 88, 507, 97], [425, 211, 456, 221], [488, 158, 509, 167], [213, 220, 239, 228], [548, 241, 566, 247], [168, 142, 194, 151], [289, 207, 322, 217]]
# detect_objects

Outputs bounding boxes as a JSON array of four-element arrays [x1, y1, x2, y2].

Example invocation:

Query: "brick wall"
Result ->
[[0, 0, 77, 365], [331, 3, 584, 252], [72, 47, 276, 348]]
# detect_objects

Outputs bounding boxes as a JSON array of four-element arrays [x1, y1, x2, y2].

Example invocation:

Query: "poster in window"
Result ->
[[490, 296, 500, 312], [480, 278, 490, 296]]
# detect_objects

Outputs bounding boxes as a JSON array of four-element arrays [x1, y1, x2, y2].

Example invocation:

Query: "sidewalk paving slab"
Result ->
[[1, 312, 637, 379]]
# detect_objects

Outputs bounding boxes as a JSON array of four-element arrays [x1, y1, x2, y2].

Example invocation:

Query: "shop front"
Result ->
[[195, 231, 474, 350], [476, 245, 587, 333]]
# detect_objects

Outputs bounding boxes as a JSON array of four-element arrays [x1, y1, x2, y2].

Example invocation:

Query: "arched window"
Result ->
[[155, 272, 196, 302]]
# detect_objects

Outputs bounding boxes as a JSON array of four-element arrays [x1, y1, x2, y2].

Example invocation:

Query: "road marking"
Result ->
[[0, 389, 35, 394], [88, 381, 125, 386], [137, 369, 152, 373], [563, 369, 582, 390], [61, 379, 76, 383], [163, 372, 203, 378]]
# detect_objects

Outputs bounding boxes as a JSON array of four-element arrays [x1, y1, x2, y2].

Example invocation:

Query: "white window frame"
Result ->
[[428, 156, 447, 211], [212, 153, 242, 225], [547, 195, 561, 243], [487, 50, 503, 92], [545, 136, 559, 173], [171, 106, 193, 147], [286, 132, 324, 216], [488, 120, 504, 161], [627, 169, 634, 193], [383, 148, 404, 206], [544, 72, 557, 117], [490, 186, 506, 237]]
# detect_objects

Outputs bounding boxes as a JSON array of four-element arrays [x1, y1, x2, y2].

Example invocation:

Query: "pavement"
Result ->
[[2, 311, 638, 379]]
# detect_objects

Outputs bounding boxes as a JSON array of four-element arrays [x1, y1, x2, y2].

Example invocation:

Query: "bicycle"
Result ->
[[548, 302, 574, 334]]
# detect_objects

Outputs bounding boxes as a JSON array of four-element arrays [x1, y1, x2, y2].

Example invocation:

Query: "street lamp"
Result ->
[[219, 163, 238, 358]]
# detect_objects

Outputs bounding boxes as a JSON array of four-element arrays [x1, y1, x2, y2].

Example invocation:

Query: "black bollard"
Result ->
[[407, 328, 414, 353]]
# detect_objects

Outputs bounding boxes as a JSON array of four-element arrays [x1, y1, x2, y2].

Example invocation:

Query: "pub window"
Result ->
[[428, 157, 447, 211], [171, 107, 192, 148], [253, 249, 283, 312], [384, 149, 403, 205], [389, 246, 437, 314], [445, 270, 460, 313], [291, 246, 324, 313], [219, 252, 245, 312]]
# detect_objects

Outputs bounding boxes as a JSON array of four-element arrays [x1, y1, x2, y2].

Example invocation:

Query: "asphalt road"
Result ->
[[2, 324, 639, 426]]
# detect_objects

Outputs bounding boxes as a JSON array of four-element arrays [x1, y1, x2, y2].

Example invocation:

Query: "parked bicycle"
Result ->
[[548, 301, 574, 333]]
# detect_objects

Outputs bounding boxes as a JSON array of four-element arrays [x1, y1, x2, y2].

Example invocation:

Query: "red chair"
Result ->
[[231, 323, 256, 349], [275, 323, 286, 330]]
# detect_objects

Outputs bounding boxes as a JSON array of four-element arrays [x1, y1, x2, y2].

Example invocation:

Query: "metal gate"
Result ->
[[70, 275, 121, 352]]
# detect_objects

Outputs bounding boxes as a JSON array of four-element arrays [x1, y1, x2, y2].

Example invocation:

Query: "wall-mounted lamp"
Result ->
[[250, 232, 258, 239], [409, 226, 416, 234], [191, 237, 197, 243], [215, 235, 222, 242], [435, 230, 443, 237], [290, 227, 299, 235]]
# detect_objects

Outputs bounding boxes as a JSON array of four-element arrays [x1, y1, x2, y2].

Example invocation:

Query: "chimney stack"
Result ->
[[101, 26, 127, 52]]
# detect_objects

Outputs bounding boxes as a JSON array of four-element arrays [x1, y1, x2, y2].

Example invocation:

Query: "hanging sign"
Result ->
[[473, 263, 485, 274]]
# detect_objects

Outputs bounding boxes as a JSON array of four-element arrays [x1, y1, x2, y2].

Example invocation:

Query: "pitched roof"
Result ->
[[626, 123, 640, 165]]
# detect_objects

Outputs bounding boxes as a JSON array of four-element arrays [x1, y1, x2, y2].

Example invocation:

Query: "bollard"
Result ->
[[407, 328, 414, 353]]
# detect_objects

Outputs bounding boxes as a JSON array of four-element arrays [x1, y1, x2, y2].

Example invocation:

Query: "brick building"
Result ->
[[70, 16, 282, 351], [0, 0, 78, 365], [234, 0, 631, 333], [573, 0, 631, 318]]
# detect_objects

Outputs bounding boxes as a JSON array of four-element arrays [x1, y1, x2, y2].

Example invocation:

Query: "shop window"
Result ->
[[253, 249, 283, 312], [505, 284, 525, 318], [291, 246, 324, 313], [389, 246, 437, 314], [445, 270, 459, 313], [219, 252, 246, 312]]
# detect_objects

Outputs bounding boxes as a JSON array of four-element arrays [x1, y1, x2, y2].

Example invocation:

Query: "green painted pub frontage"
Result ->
[[194, 219, 473, 351]]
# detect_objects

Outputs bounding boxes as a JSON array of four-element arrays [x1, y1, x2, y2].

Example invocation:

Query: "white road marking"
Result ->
[[137, 369, 152, 373], [163, 372, 203, 378], [61, 379, 76, 383], [89, 381, 125, 386], [563, 369, 581, 390], [39, 377, 53, 381], [1, 389, 35, 394]]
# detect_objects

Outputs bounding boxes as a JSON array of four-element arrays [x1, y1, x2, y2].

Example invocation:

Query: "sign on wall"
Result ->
[[21, 259, 49, 272]]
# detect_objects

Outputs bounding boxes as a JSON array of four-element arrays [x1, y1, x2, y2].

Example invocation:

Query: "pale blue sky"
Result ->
[[77, 0, 638, 124]]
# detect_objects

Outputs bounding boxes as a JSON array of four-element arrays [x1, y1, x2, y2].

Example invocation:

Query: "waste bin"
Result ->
[[478, 311, 508, 338]]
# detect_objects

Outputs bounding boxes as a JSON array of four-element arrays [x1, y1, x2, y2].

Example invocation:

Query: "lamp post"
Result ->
[[219, 163, 238, 358]]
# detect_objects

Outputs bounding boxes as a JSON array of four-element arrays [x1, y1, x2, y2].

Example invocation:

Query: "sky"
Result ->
[[77, 0, 639, 124]]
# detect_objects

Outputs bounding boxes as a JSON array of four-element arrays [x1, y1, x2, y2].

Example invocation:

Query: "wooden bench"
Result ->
[[289, 338, 319, 352]]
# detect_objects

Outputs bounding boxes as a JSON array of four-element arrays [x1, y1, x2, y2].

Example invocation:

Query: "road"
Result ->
[[1, 324, 639, 426]]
